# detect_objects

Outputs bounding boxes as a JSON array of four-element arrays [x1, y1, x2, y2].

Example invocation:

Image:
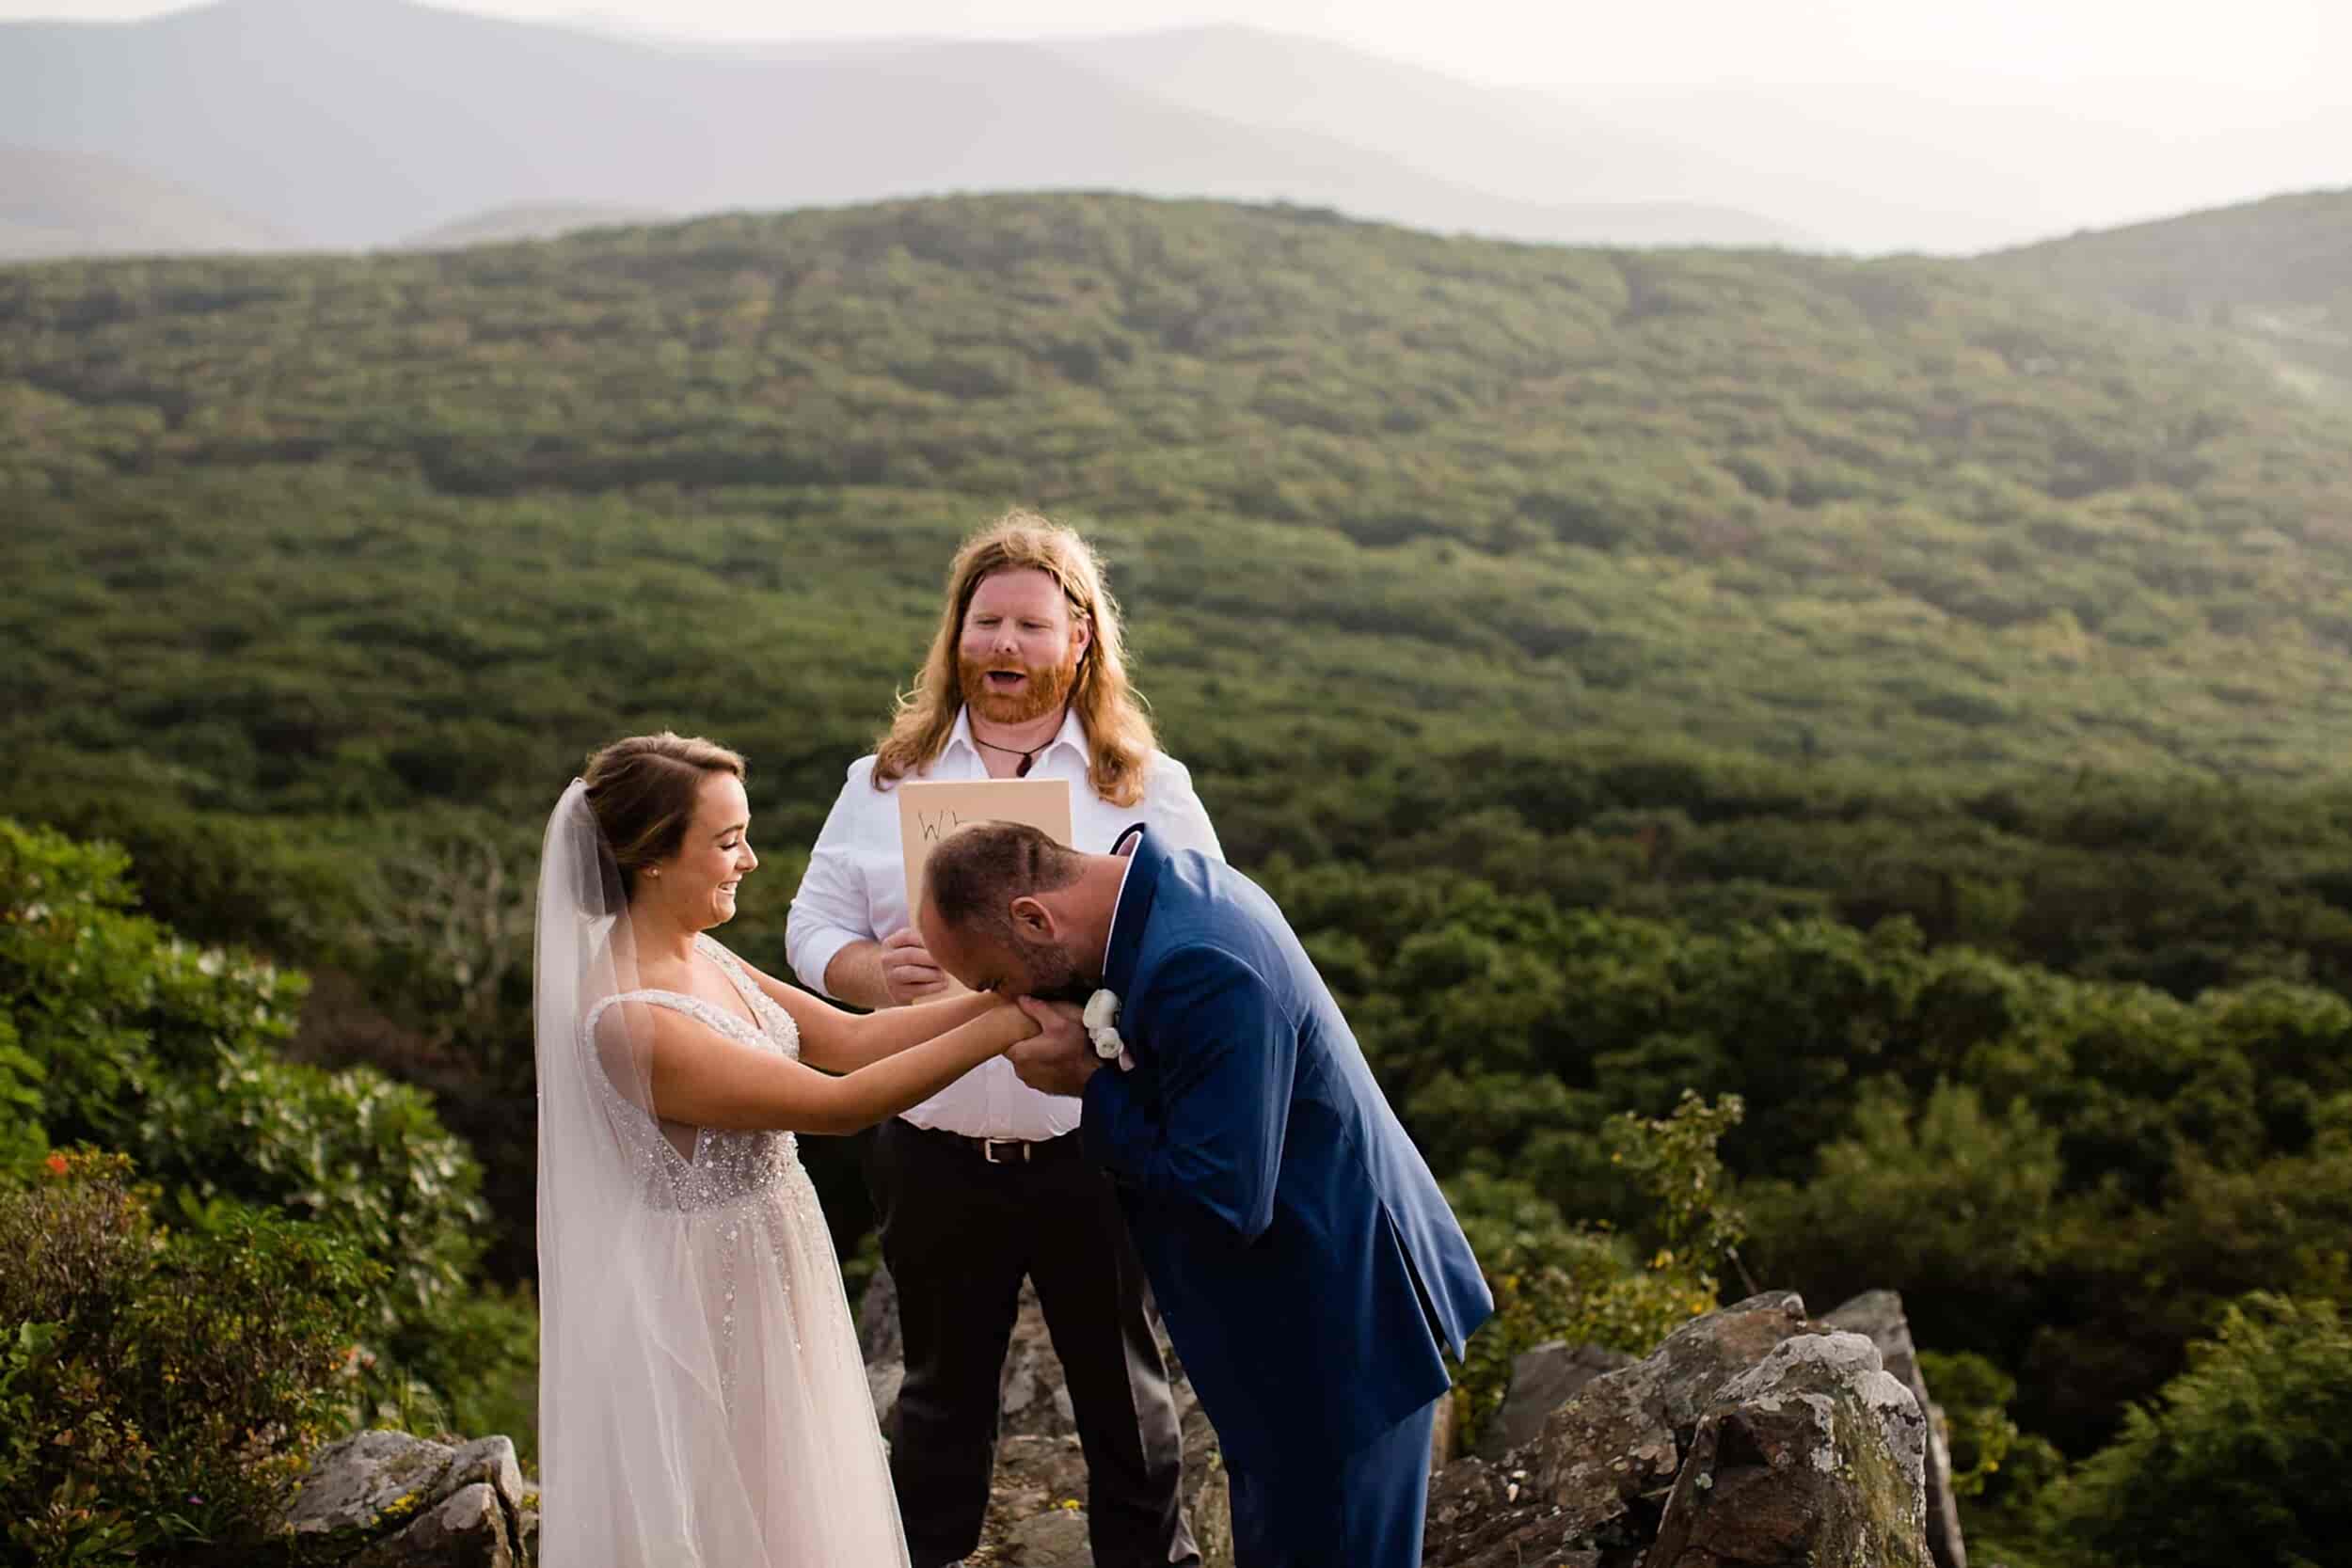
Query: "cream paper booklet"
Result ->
[[898, 777, 1076, 914]]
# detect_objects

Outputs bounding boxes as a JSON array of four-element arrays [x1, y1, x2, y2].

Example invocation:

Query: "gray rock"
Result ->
[[1002, 1504, 1094, 1565], [999, 1280, 1078, 1437], [283, 1430, 461, 1544], [1644, 1291, 1813, 1440], [444, 1436, 525, 1518], [1477, 1340, 1636, 1459], [1533, 1355, 1682, 1536], [979, 1433, 1095, 1567], [1825, 1291, 1967, 1568], [862, 1273, 1077, 1440], [1428, 1291, 1818, 1566], [1424, 1455, 1604, 1568], [868, 1358, 906, 1434], [868, 1264, 1227, 1565], [349, 1481, 516, 1568], [857, 1262, 902, 1366], [282, 1429, 532, 1565], [1648, 1331, 1930, 1568], [1533, 1290, 1809, 1530]]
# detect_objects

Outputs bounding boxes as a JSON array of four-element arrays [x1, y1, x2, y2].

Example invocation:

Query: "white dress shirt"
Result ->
[[786, 707, 1223, 1140]]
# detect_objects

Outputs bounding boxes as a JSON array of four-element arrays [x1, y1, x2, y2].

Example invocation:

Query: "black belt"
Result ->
[[909, 1122, 1082, 1164]]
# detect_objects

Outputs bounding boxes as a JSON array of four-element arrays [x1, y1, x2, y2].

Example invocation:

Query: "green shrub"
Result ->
[[0, 1014, 45, 1171], [1916, 1349, 2064, 1509], [0, 1148, 381, 1565], [372, 1282, 543, 1475], [0, 818, 488, 1378], [1742, 1079, 2061, 1360], [1446, 1092, 1746, 1446], [2044, 1293, 2352, 1568]]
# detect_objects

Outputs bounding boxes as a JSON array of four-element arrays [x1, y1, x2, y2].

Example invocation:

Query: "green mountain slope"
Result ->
[[6, 192, 2350, 824], [1983, 186, 2352, 395]]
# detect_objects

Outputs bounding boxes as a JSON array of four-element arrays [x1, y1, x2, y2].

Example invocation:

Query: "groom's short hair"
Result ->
[[924, 821, 1086, 940]]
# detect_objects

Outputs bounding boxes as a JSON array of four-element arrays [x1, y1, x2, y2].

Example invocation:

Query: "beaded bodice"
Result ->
[[582, 935, 803, 1212]]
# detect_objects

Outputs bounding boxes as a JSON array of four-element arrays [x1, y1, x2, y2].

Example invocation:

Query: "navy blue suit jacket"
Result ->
[[1080, 829, 1493, 1479]]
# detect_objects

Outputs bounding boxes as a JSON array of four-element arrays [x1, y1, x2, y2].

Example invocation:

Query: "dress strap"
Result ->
[[582, 986, 761, 1046], [697, 937, 765, 1015]]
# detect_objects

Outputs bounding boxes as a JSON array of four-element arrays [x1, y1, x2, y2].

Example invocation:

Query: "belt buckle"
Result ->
[[980, 1138, 1029, 1164]]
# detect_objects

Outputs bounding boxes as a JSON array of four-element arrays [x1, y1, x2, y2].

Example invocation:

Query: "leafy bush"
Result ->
[[1742, 1080, 2062, 1337], [1915, 1349, 2063, 1509], [1446, 1092, 1745, 1445], [0, 1149, 380, 1565], [0, 817, 490, 1376], [2044, 1294, 2352, 1568]]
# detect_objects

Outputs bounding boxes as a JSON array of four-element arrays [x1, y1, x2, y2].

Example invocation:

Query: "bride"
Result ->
[[534, 732, 1041, 1565]]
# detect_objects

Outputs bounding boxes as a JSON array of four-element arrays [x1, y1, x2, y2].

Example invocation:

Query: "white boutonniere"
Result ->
[[1084, 990, 1134, 1071]]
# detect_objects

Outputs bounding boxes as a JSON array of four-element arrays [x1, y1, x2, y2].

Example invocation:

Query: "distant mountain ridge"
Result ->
[[0, 143, 282, 261], [400, 202, 674, 250], [0, 0, 1807, 260]]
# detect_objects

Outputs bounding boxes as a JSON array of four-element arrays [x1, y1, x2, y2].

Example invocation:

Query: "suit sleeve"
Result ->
[[1081, 943, 1292, 1242]]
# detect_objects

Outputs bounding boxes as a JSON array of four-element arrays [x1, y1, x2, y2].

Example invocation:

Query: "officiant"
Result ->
[[787, 511, 1221, 1568]]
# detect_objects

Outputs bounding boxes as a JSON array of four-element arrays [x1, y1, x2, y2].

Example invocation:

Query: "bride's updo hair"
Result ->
[[582, 732, 747, 897]]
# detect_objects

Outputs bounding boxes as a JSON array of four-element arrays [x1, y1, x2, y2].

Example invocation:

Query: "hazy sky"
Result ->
[[10, 0, 2347, 103]]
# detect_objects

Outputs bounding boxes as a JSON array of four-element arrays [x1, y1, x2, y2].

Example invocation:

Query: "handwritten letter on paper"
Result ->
[[898, 778, 1075, 914]]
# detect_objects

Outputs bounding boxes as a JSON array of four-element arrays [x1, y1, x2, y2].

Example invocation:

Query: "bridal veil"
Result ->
[[533, 779, 772, 1562]]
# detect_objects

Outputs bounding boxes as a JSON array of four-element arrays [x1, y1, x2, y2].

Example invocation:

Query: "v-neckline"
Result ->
[[639, 938, 762, 1038]]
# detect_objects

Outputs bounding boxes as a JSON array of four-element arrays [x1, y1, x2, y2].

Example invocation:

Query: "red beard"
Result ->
[[960, 652, 1079, 727]]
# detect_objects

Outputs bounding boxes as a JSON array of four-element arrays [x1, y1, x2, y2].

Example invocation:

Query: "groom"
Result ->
[[917, 822, 1493, 1567]]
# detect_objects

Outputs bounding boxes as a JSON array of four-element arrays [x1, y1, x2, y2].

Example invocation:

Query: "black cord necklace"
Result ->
[[972, 707, 1069, 777]]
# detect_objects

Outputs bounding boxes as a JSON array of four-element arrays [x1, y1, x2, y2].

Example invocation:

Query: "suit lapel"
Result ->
[[1103, 826, 1168, 1004]]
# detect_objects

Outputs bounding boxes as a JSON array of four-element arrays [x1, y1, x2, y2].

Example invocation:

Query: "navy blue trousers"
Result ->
[[1225, 1398, 1438, 1568]]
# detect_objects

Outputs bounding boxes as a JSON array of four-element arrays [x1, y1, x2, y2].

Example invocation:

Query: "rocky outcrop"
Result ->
[[1824, 1290, 1967, 1568], [1646, 1332, 1929, 1568], [856, 1265, 1084, 1440], [860, 1264, 1233, 1566], [293, 1279, 1958, 1568], [1423, 1291, 1950, 1568], [278, 1275, 1963, 1568], [1475, 1340, 1634, 1459], [279, 1430, 535, 1567], [861, 1272, 1953, 1568]]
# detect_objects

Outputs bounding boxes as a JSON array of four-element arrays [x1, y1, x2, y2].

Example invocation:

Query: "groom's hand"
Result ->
[[1007, 998, 1098, 1098]]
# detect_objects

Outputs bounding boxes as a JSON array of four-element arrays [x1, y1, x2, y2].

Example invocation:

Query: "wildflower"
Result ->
[[43, 1151, 69, 1177]]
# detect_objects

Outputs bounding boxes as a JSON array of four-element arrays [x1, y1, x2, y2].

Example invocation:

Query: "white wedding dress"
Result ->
[[535, 780, 908, 1568]]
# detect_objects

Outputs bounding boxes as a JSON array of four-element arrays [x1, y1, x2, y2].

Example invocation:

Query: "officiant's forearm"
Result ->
[[822, 941, 895, 1010]]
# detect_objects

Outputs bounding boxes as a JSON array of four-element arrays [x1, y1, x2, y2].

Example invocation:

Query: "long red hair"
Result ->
[[873, 511, 1155, 808]]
